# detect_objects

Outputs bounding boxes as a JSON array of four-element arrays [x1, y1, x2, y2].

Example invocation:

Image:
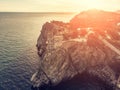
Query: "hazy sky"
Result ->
[[0, 0, 120, 12]]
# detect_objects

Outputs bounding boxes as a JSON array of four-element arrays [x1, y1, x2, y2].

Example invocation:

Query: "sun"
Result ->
[[82, 0, 105, 10]]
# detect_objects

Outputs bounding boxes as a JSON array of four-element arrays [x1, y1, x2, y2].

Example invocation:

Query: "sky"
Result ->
[[0, 0, 120, 12]]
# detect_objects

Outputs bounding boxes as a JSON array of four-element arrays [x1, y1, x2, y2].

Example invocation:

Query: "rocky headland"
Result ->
[[31, 9, 120, 90]]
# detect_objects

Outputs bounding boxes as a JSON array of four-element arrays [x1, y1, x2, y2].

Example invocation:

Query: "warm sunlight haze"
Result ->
[[0, 0, 120, 12], [0, 0, 120, 90], [80, 0, 110, 10]]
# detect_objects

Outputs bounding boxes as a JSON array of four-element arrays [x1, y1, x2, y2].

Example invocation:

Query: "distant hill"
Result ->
[[70, 9, 120, 29], [116, 10, 120, 13]]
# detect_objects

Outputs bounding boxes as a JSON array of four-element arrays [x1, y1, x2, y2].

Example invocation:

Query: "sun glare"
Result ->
[[82, 0, 106, 10]]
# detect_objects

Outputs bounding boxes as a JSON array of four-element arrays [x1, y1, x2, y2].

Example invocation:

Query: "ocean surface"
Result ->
[[0, 12, 75, 90]]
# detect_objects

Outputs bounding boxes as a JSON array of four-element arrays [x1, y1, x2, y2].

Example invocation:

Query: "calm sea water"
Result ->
[[0, 13, 75, 90]]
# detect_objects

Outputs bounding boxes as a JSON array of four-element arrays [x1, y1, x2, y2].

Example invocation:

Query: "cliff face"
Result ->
[[31, 10, 120, 90]]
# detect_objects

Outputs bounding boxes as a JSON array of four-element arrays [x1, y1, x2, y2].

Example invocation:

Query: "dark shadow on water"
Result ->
[[31, 72, 113, 90]]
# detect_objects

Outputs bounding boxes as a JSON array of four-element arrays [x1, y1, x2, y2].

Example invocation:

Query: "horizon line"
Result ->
[[0, 11, 77, 13], [0, 9, 119, 13]]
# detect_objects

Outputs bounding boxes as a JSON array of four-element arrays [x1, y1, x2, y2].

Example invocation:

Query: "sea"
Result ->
[[0, 12, 75, 90]]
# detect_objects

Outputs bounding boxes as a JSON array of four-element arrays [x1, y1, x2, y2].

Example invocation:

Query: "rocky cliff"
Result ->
[[31, 10, 120, 90]]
